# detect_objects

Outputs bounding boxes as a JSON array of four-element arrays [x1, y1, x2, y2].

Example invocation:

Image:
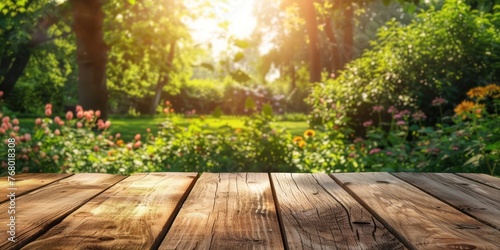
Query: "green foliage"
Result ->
[[212, 106, 223, 118], [308, 0, 500, 129]]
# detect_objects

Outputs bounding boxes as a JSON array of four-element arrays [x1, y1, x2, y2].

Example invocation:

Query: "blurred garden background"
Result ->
[[0, 0, 499, 175]]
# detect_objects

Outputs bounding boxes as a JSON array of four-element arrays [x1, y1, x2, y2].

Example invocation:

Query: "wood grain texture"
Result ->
[[332, 172, 500, 250], [160, 173, 283, 249], [22, 172, 197, 250], [456, 173, 500, 190], [0, 173, 72, 203], [0, 173, 125, 250], [271, 173, 405, 250], [394, 173, 500, 231]]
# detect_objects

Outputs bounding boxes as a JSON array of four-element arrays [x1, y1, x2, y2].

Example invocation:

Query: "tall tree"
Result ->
[[72, 0, 108, 119]]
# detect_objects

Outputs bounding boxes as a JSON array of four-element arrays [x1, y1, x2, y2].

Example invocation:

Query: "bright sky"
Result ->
[[189, 0, 257, 55]]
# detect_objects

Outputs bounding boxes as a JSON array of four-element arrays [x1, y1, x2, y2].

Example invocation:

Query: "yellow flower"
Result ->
[[484, 84, 500, 98], [454, 101, 483, 119], [467, 87, 486, 99], [298, 140, 306, 148], [116, 139, 124, 147], [303, 129, 316, 138], [293, 136, 304, 143]]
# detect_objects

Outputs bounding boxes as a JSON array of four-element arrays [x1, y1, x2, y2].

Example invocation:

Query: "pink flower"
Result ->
[[348, 152, 357, 158], [387, 106, 397, 114], [54, 129, 60, 136], [2, 116, 10, 124], [330, 73, 336, 78], [386, 151, 393, 156], [58, 121, 64, 126], [115, 133, 121, 139], [369, 148, 381, 155], [76, 105, 83, 113], [66, 111, 74, 120], [134, 134, 141, 141], [13, 126, 20, 132], [133, 141, 142, 148], [52, 155, 59, 161], [93, 145, 99, 152], [24, 133, 31, 141], [163, 108, 169, 114], [397, 120, 406, 126], [95, 110, 101, 118], [84, 111, 92, 121], [363, 120, 373, 127], [452, 146, 459, 151], [372, 105, 384, 112], [54, 116, 61, 124], [108, 135, 113, 140], [146, 128, 151, 133], [12, 118, 19, 126], [76, 122, 83, 128], [105, 120, 111, 129], [126, 143, 133, 150], [97, 119, 105, 130], [45, 109, 52, 117], [412, 111, 427, 121], [0, 91, 3, 98], [353, 137, 363, 143], [432, 97, 446, 106], [0, 128, 5, 134], [45, 103, 52, 110], [393, 114, 403, 120], [77, 111, 84, 119]]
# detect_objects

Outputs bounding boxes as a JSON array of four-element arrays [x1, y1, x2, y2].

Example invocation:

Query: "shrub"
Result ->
[[308, 0, 500, 132]]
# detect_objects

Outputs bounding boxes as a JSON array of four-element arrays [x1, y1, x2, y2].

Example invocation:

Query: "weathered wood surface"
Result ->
[[332, 172, 500, 250], [2, 172, 500, 249], [0, 173, 71, 203], [22, 173, 197, 250], [0, 173, 125, 250], [271, 173, 405, 250], [394, 172, 500, 230], [160, 173, 283, 249], [457, 173, 500, 190]]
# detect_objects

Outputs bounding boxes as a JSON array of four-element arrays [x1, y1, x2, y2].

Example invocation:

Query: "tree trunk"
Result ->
[[0, 2, 70, 98], [72, 0, 108, 120], [324, 17, 343, 74], [299, 0, 321, 83], [148, 41, 176, 115], [0, 50, 31, 97]]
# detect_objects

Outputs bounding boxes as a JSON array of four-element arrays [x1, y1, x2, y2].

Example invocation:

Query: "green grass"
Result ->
[[19, 115, 308, 141]]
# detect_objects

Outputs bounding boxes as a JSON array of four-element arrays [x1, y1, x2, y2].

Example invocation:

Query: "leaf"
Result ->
[[403, 3, 417, 14], [127, 0, 136, 4], [233, 52, 244, 62], [233, 39, 249, 49], [262, 103, 273, 117], [463, 154, 483, 167], [230, 69, 251, 83], [485, 140, 500, 151], [200, 63, 214, 71]]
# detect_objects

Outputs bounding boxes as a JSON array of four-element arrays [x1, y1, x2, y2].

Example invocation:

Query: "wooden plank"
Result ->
[[271, 173, 405, 249], [0, 173, 125, 250], [22, 172, 197, 250], [0, 173, 72, 203], [456, 173, 500, 190], [332, 172, 500, 250], [394, 173, 500, 231], [160, 173, 283, 249]]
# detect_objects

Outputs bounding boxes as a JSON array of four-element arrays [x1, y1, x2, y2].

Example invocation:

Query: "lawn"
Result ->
[[19, 115, 309, 141]]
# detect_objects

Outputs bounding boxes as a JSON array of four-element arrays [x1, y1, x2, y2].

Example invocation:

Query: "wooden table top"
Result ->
[[1, 172, 499, 249]]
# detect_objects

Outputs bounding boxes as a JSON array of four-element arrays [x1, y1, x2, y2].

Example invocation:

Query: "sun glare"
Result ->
[[189, 0, 256, 54]]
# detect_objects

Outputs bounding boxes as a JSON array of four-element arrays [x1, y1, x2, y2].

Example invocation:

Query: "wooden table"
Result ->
[[1, 172, 499, 249]]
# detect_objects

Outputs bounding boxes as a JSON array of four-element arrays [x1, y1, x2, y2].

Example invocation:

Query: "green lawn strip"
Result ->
[[19, 116, 308, 142]]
